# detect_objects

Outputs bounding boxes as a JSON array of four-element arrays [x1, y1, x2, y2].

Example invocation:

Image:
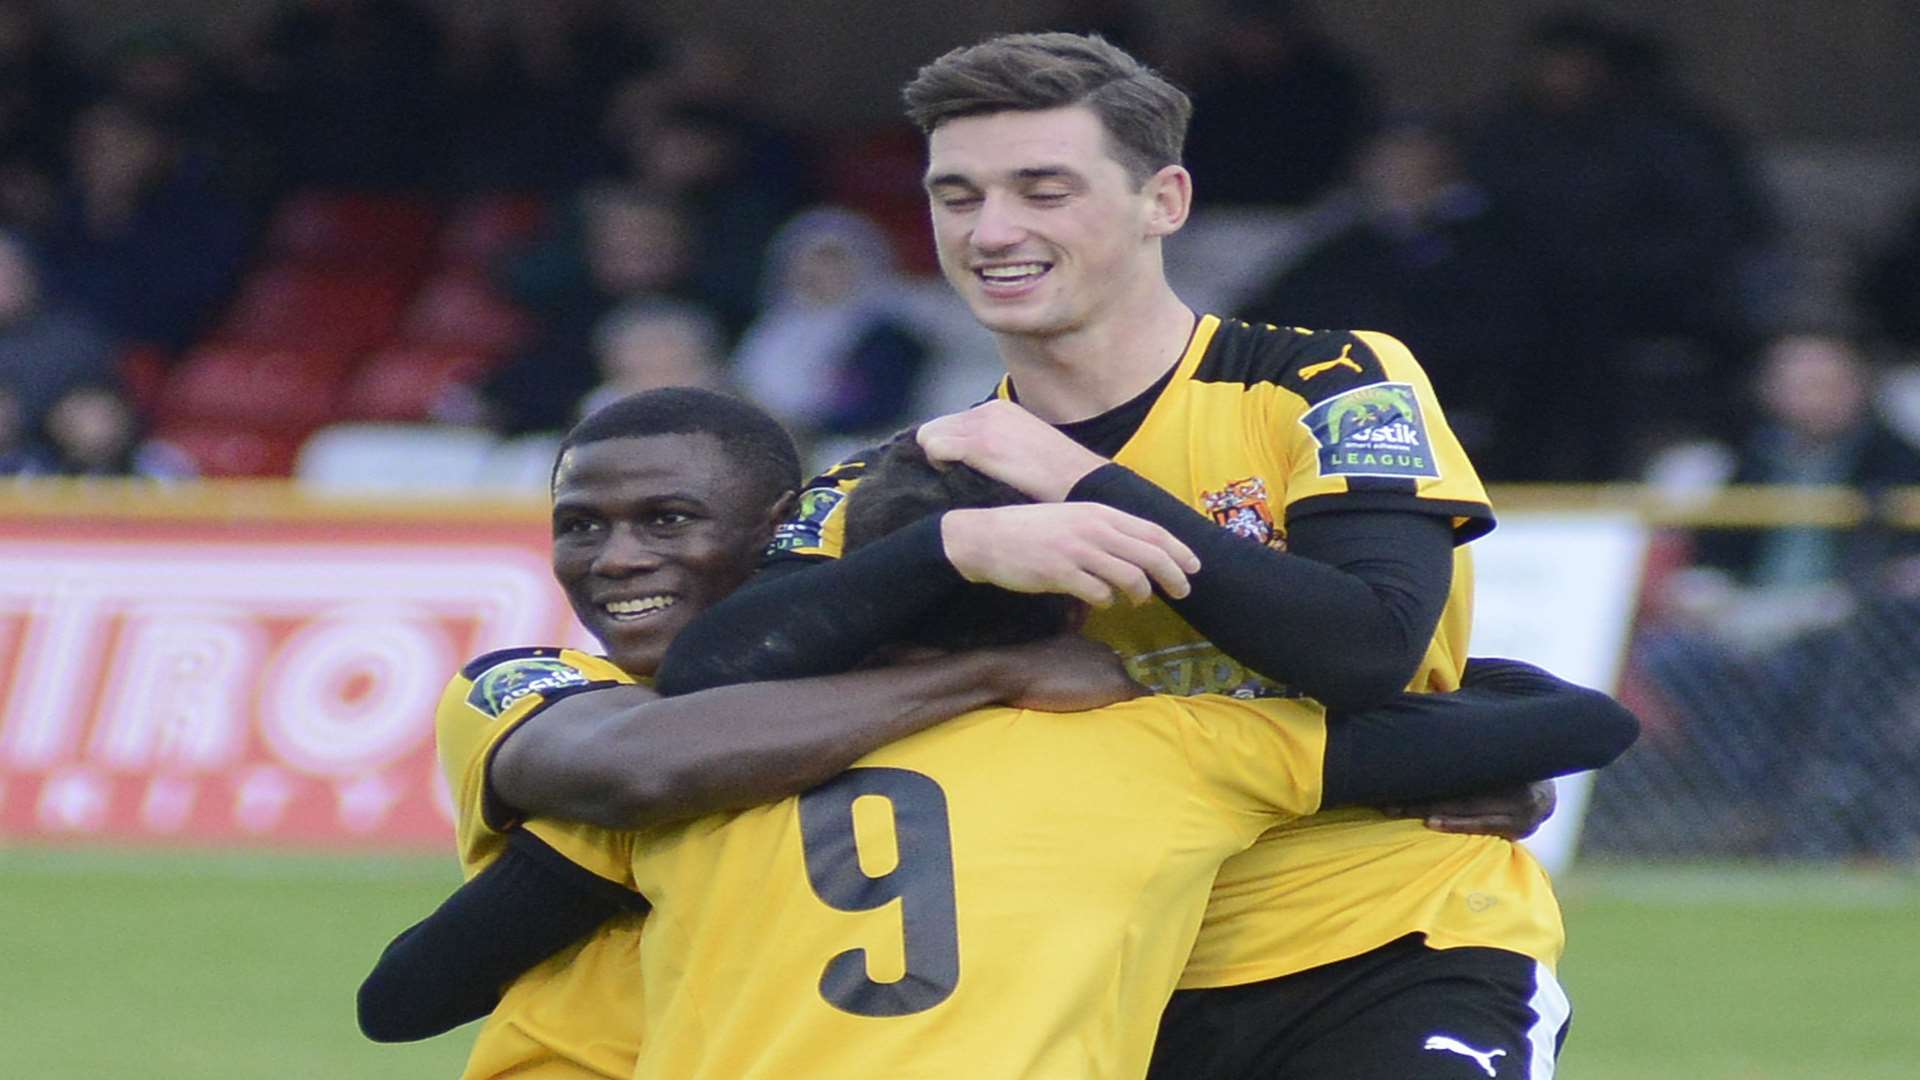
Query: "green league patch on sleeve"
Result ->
[[766, 485, 847, 555], [1299, 382, 1442, 479], [466, 657, 594, 717]]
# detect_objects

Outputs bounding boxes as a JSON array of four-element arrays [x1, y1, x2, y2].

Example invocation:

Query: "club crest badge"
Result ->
[[1299, 382, 1441, 479], [1200, 476, 1283, 549]]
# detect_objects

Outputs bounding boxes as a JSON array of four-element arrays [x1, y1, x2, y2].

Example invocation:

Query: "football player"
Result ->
[[658, 32, 1578, 1079]]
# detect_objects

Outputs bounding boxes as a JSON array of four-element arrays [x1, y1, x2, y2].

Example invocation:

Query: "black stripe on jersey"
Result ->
[[460, 646, 564, 680], [1191, 322, 1390, 407], [1288, 492, 1496, 545], [1345, 475, 1419, 496], [800, 451, 879, 492]]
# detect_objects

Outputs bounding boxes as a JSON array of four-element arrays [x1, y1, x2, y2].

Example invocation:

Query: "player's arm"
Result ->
[[655, 515, 961, 692], [1073, 463, 1454, 708], [1319, 658, 1640, 808], [357, 830, 642, 1042], [917, 400, 1453, 709], [495, 634, 1137, 830], [656, 504, 1195, 693]]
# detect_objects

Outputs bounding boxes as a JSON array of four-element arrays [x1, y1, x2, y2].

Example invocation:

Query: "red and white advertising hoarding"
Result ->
[[0, 484, 582, 850]]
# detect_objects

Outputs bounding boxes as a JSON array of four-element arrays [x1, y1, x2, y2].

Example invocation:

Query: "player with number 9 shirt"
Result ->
[[380, 436, 1634, 1080]]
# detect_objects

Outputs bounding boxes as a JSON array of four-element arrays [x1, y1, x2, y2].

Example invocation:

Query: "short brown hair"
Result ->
[[902, 32, 1191, 187]]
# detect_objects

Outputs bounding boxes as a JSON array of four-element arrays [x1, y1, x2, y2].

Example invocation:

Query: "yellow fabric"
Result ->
[[779, 314, 1562, 988], [1047, 317, 1560, 986], [626, 694, 1331, 1080], [433, 648, 647, 1079]]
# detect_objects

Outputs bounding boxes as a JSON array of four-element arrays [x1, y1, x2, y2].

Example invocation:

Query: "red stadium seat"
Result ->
[[338, 345, 497, 422], [158, 344, 353, 430], [398, 273, 532, 352], [437, 195, 546, 269], [215, 267, 412, 354], [267, 191, 440, 273], [152, 422, 305, 477]]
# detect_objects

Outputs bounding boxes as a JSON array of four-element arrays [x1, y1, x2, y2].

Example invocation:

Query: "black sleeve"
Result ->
[[1067, 464, 1454, 709], [1319, 658, 1640, 808], [654, 516, 966, 695], [356, 830, 648, 1042]]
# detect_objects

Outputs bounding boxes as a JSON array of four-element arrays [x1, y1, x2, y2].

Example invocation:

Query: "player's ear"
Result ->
[[763, 489, 799, 534], [1142, 164, 1191, 238]]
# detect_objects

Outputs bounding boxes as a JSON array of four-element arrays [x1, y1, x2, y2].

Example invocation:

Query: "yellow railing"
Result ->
[[1487, 484, 1920, 529], [0, 478, 1915, 528]]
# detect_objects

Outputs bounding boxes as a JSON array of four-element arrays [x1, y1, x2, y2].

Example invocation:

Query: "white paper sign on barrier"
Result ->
[[1468, 512, 1650, 874]]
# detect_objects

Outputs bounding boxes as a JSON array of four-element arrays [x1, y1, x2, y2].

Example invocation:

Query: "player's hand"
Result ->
[[988, 634, 1143, 712], [941, 503, 1200, 605], [1381, 781, 1558, 840], [917, 400, 1110, 502]]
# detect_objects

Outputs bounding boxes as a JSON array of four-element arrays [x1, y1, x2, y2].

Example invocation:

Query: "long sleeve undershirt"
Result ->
[[355, 658, 1637, 1042], [356, 828, 648, 1042], [658, 465, 1455, 710]]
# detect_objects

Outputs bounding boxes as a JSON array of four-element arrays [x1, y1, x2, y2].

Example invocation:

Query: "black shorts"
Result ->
[[1147, 934, 1571, 1080]]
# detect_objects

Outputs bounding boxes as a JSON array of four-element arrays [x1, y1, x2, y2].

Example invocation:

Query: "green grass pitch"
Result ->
[[1, 848, 1914, 1079]]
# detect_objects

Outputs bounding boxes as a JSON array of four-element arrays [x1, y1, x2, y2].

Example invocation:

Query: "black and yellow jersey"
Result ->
[[768, 315, 1563, 986], [434, 648, 648, 1079], [624, 693, 1331, 1080]]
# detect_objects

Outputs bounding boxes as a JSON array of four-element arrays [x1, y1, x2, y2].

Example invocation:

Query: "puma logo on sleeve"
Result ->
[[1296, 343, 1363, 380]]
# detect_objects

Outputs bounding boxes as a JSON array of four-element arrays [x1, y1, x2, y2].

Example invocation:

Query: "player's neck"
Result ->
[[997, 287, 1197, 424]]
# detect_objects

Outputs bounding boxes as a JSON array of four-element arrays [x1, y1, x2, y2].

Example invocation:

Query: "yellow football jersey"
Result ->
[[625, 694, 1330, 1080], [434, 647, 648, 1080], [772, 315, 1563, 987]]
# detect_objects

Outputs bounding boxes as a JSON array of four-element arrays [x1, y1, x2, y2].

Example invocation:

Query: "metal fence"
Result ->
[[1532, 485, 1920, 861]]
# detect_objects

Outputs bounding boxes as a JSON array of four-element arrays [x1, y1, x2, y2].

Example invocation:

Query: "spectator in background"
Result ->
[[606, 99, 805, 333], [439, 0, 658, 194], [1680, 333, 1920, 608], [0, 380, 54, 475], [1622, 333, 1920, 858], [578, 299, 729, 418], [1860, 194, 1920, 351], [1609, 21, 1779, 326], [219, 0, 442, 192], [1175, 0, 1374, 208], [40, 381, 194, 480], [634, 32, 814, 207], [103, 23, 274, 207], [732, 207, 928, 459], [1467, 11, 1763, 479], [0, 229, 115, 429], [0, 0, 91, 230], [476, 185, 704, 435], [36, 98, 249, 351], [1237, 116, 1547, 476]]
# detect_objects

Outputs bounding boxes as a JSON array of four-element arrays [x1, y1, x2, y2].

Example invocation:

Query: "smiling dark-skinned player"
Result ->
[[362, 388, 1150, 1079], [359, 431, 1635, 1078]]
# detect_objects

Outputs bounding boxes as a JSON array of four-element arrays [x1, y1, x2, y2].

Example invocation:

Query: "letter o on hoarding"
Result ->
[[260, 611, 451, 776]]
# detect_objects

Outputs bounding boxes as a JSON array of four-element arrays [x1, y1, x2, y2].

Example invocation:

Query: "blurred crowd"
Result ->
[[0, 0, 1916, 856], [2, 1, 1918, 478]]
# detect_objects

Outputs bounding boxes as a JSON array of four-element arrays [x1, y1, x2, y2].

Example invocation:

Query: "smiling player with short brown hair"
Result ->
[[659, 31, 1578, 1079]]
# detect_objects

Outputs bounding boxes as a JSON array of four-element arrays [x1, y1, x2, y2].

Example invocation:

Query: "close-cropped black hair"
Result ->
[[554, 387, 802, 508], [842, 433, 1078, 650]]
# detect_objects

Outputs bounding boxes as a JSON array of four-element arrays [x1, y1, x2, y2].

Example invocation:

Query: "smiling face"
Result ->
[[924, 105, 1187, 342], [550, 433, 783, 676]]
